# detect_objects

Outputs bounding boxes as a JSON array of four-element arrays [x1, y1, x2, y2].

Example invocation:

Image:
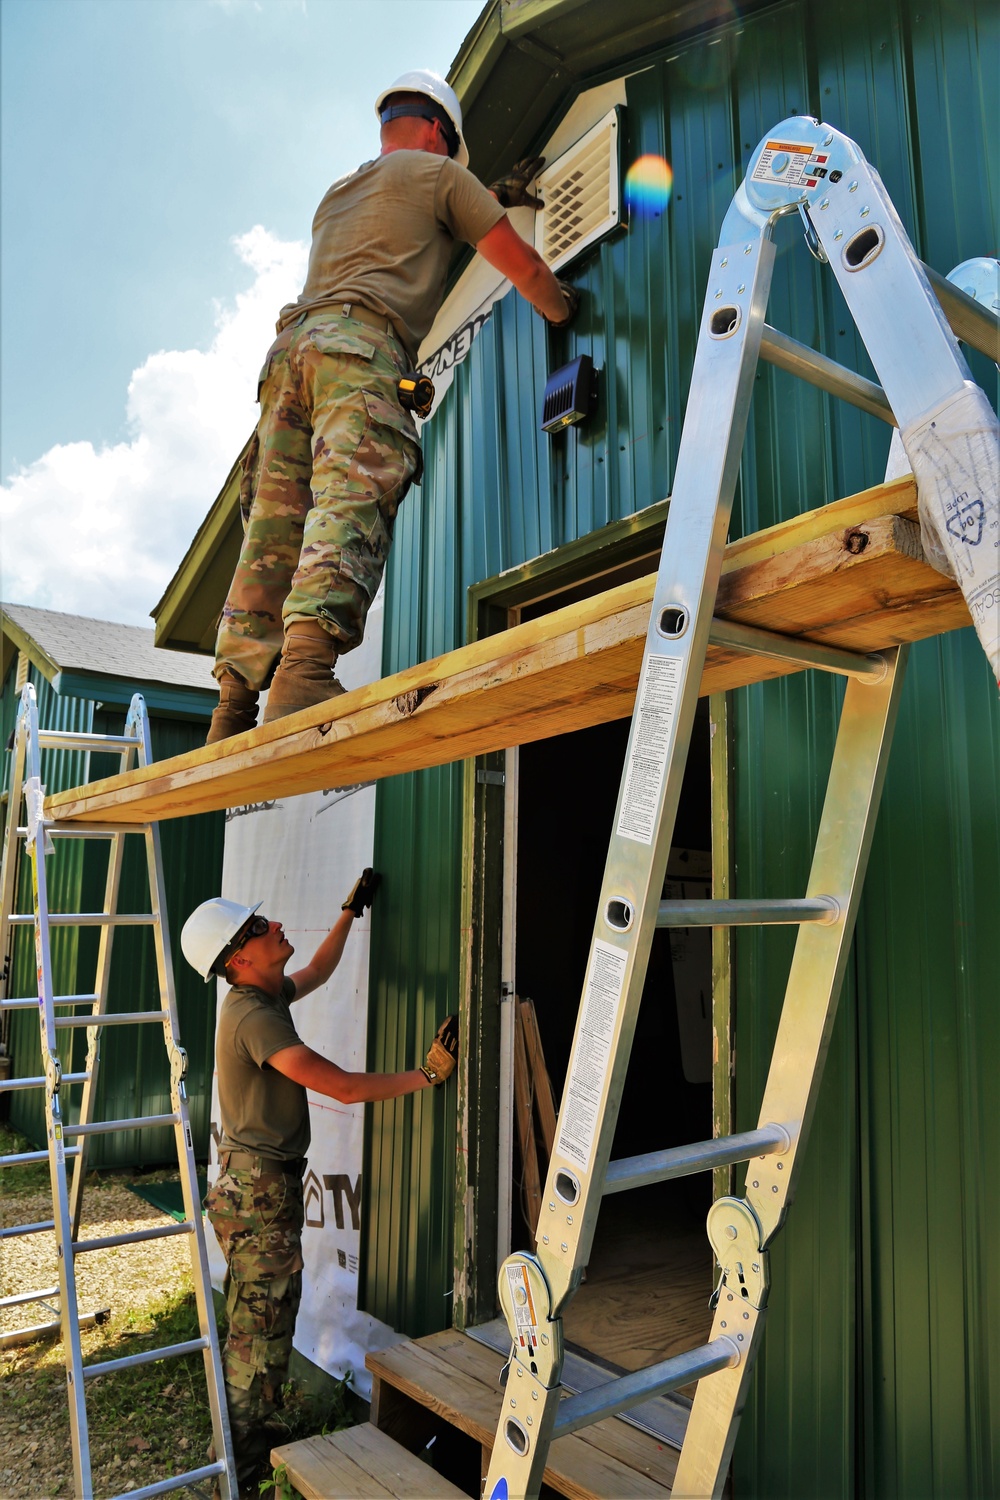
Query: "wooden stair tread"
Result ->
[[271, 1422, 467, 1499], [46, 477, 968, 826], [367, 1329, 677, 1499]]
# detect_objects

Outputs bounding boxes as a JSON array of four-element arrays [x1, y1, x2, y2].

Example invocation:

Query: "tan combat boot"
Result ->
[[205, 669, 259, 744], [261, 620, 347, 723]]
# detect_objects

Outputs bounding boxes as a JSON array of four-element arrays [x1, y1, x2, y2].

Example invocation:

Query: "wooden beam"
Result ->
[[46, 478, 969, 826]]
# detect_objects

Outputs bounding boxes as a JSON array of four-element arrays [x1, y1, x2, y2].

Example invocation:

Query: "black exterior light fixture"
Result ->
[[540, 354, 598, 434]]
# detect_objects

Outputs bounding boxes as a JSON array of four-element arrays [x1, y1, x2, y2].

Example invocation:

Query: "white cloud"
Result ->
[[0, 226, 308, 625]]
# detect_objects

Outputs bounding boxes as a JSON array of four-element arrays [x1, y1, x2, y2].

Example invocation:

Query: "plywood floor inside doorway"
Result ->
[[560, 1184, 715, 1375]]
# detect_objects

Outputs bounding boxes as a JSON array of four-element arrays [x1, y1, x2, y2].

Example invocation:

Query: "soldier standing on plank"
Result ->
[[180, 873, 458, 1490], [207, 68, 578, 743]]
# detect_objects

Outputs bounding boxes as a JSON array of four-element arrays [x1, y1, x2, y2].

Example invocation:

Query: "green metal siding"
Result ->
[[364, 0, 998, 1493], [2, 668, 223, 1167]]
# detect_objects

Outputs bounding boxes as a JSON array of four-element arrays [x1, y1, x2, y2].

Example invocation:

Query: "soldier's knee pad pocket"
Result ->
[[225, 1351, 260, 1392]]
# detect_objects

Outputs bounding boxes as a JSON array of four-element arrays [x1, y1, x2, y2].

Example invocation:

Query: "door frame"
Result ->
[[452, 498, 734, 1327]]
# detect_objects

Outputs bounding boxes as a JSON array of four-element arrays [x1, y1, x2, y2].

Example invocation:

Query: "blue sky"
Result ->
[[0, 0, 483, 621]]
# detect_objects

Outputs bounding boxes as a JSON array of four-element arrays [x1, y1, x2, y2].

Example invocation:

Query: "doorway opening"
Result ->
[[511, 705, 716, 1376]]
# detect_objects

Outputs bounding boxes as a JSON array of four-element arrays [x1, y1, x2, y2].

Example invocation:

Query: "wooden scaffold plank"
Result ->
[[46, 478, 969, 826]]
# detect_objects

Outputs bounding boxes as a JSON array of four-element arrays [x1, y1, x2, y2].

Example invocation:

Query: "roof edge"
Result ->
[[152, 439, 248, 648], [1, 608, 61, 686]]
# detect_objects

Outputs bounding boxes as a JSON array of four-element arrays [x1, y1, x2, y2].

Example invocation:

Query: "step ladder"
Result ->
[[484, 118, 999, 1500], [0, 686, 237, 1500]]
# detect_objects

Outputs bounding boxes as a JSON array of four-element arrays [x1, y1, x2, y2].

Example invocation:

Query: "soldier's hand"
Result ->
[[420, 1014, 459, 1085], [342, 868, 381, 916], [490, 155, 545, 211], [534, 279, 581, 328]]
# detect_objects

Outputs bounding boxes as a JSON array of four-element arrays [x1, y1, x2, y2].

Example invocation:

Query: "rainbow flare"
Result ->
[[624, 155, 674, 218]]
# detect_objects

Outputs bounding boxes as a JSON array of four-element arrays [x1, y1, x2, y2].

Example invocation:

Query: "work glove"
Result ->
[[342, 868, 381, 916], [536, 279, 581, 328], [489, 155, 546, 210], [420, 1014, 459, 1085]]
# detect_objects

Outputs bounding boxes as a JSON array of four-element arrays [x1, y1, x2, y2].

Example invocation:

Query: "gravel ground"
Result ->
[[1, 1179, 215, 1499]]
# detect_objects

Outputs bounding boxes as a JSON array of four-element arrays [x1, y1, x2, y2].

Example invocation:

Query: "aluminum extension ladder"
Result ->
[[484, 119, 1000, 1500], [0, 687, 236, 1500]]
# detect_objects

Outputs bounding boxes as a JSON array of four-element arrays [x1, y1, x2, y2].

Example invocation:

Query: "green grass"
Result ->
[[0, 1121, 59, 1197], [0, 1133, 361, 1496]]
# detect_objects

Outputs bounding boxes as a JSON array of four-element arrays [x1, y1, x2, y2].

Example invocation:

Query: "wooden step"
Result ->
[[271, 1421, 468, 1498], [46, 477, 969, 827], [366, 1329, 678, 1500]]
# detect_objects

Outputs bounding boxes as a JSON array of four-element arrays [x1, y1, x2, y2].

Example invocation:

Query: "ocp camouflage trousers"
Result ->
[[205, 1167, 305, 1473], [215, 311, 422, 691]]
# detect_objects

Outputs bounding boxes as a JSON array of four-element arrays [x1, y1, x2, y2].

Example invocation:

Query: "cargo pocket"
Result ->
[[349, 389, 423, 524], [303, 324, 377, 362], [238, 433, 260, 530], [255, 340, 291, 401]]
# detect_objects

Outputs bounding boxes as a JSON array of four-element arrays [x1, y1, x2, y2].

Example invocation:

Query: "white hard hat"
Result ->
[[181, 896, 262, 982], [375, 69, 469, 168]]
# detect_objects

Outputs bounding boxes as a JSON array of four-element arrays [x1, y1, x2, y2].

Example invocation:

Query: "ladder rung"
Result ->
[[18, 821, 147, 839], [36, 730, 137, 752], [0, 993, 100, 1011], [0, 1285, 60, 1310], [0, 1219, 55, 1239], [82, 1335, 209, 1380], [115, 1462, 225, 1500], [7, 912, 156, 928], [709, 618, 887, 679], [0, 1071, 90, 1093], [55, 1011, 169, 1029], [923, 260, 1000, 361], [604, 1124, 790, 1196], [552, 1337, 740, 1438], [759, 323, 895, 424], [657, 896, 839, 928], [74, 1221, 194, 1254], [0, 1307, 109, 1350], [64, 1111, 179, 1138], [1, 1146, 82, 1166]]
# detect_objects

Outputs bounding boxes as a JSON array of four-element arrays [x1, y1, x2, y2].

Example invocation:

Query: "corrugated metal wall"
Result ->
[[2, 666, 223, 1166], [364, 0, 998, 1491]]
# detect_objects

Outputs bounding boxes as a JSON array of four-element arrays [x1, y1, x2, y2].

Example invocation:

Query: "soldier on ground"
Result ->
[[180, 871, 458, 1490], [207, 68, 577, 743]]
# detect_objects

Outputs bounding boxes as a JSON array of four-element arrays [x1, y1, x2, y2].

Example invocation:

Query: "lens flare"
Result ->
[[624, 155, 673, 219]]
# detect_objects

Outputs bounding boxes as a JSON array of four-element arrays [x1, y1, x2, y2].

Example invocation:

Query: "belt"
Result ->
[[219, 1150, 306, 1178], [294, 301, 395, 336]]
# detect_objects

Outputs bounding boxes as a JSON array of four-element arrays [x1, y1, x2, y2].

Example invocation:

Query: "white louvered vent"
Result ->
[[535, 109, 621, 273]]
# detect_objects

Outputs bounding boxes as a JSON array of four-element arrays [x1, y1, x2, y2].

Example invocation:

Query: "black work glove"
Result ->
[[420, 1014, 459, 1085], [342, 868, 381, 916], [535, 279, 581, 328], [489, 155, 545, 210]]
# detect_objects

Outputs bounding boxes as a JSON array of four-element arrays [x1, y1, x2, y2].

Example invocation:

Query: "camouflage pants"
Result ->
[[205, 1166, 305, 1476], [215, 310, 422, 691]]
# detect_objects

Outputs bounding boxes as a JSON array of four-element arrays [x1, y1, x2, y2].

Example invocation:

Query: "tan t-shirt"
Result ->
[[215, 977, 310, 1160], [278, 152, 506, 360]]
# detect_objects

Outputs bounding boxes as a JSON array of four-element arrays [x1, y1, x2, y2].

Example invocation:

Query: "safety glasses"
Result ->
[[233, 914, 270, 951]]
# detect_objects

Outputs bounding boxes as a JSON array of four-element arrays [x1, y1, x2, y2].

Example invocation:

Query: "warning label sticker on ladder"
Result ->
[[505, 1262, 539, 1351], [556, 939, 628, 1172], [751, 140, 832, 190], [616, 654, 683, 845]]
